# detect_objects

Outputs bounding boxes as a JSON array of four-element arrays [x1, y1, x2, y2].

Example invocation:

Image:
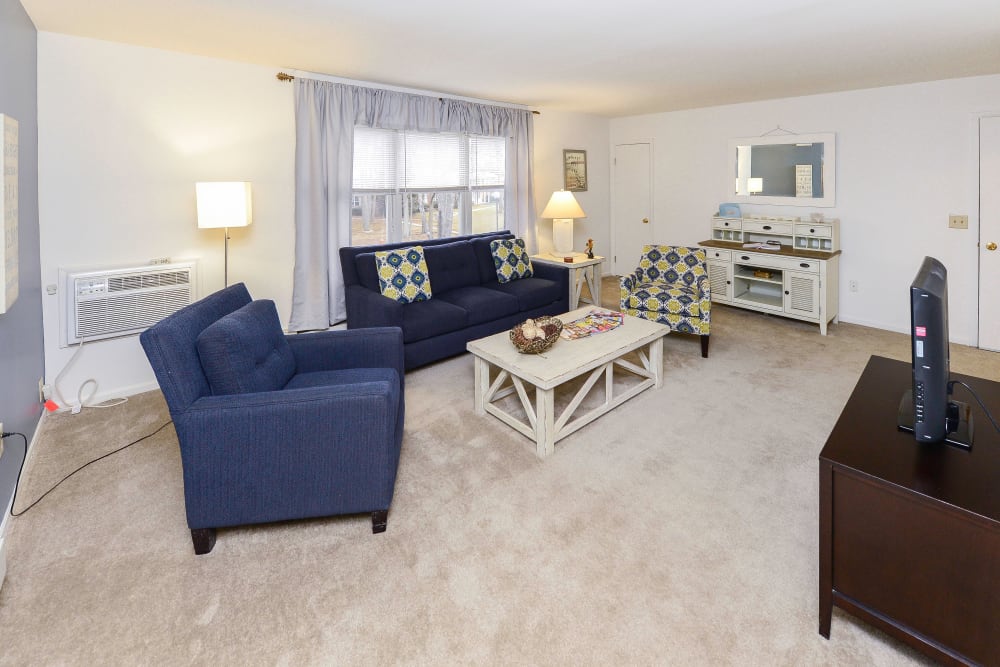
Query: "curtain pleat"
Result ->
[[289, 78, 536, 331]]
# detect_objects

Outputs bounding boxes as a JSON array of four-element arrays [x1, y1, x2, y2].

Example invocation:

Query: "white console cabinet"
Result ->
[[701, 216, 840, 334]]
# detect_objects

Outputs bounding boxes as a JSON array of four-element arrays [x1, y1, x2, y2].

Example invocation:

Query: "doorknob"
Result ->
[[988, 242, 998, 251], [642, 218, 649, 224]]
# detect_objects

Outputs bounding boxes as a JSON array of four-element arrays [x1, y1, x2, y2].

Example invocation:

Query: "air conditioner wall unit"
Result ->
[[59, 261, 198, 347]]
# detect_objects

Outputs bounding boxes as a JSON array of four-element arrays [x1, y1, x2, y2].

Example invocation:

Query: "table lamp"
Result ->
[[196, 182, 252, 286], [541, 190, 586, 257], [748, 177, 764, 195]]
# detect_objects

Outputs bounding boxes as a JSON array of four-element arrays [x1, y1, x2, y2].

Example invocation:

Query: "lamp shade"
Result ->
[[540, 190, 586, 220], [747, 177, 764, 195], [196, 182, 253, 229]]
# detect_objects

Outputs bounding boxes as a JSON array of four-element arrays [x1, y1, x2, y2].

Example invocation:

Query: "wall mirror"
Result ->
[[729, 132, 836, 207]]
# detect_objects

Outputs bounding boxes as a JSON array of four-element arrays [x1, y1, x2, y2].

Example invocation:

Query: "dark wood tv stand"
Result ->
[[819, 356, 1000, 665]]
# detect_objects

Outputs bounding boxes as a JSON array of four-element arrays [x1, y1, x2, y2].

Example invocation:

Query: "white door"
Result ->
[[613, 142, 653, 274], [980, 116, 1000, 350]]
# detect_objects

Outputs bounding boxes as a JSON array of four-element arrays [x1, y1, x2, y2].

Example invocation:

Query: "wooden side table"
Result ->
[[530, 254, 605, 310]]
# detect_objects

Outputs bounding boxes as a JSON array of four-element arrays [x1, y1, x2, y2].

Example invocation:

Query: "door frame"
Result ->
[[974, 112, 1000, 349], [610, 139, 654, 275]]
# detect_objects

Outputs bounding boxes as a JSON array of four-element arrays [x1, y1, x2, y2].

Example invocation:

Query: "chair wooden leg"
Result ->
[[372, 510, 388, 533], [191, 528, 217, 555], [700, 335, 710, 358]]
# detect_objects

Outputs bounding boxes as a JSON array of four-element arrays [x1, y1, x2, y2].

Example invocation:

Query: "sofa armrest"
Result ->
[[287, 327, 404, 383], [176, 381, 402, 529], [530, 261, 570, 294], [344, 284, 404, 329]]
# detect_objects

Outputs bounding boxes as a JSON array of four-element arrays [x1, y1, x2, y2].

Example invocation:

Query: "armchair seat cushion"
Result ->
[[196, 299, 296, 395], [284, 367, 399, 392], [624, 283, 702, 318]]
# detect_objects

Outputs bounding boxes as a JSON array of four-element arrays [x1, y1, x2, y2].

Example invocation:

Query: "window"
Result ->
[[351, 128, 506, 246]]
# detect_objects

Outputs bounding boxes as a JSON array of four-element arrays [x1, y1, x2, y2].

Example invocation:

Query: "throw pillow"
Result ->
[[196, 299, 297, 395], [490, 238, 534, 284], [375, 245, 433, 303]]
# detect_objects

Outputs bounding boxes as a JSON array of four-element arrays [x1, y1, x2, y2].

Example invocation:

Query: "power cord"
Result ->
[[948, 380, 1000, 434], [2, 421, 172, 518], [52, 337, 129, 414]]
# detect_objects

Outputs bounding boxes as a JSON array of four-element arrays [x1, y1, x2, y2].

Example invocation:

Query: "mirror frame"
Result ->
[[728, 132, 836, 207]]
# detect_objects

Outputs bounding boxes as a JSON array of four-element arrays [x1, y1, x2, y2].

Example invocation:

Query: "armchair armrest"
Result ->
[[176, 381, 402, 529], [620, 268, 643, 292], [344, 284, 404, 329], [286, 327, 404, 382]]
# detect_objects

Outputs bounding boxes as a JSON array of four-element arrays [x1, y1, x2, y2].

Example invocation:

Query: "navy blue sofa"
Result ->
[[340, 231, 569, 370], [140, 283, 405, 554]]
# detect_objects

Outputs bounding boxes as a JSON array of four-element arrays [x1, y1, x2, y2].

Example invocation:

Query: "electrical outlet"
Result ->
[[948, 214, 968, 229], [849, 280, 858, 292]]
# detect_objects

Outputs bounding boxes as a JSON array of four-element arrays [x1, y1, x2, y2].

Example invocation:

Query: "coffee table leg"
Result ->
[[651, 337, 664, 388], [535, 386, 556, 458], [474, 356, 489, 415]]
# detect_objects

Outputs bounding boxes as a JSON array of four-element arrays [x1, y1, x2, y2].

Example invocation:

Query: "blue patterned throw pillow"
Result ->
[[490, 238, 534, 284], [375, 245, 433, 304]]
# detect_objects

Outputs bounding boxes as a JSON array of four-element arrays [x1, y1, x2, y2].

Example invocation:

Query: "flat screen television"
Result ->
[[897, 256, 973, 448]]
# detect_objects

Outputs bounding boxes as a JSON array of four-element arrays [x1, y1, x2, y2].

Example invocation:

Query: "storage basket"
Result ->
[[510, 316, 563, 354]]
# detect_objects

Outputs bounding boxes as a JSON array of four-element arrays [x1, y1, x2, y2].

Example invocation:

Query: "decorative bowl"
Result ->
[[510, 316, 563, 354]]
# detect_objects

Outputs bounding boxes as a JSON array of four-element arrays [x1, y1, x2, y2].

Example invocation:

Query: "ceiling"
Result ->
[[20, 0, 1000, 117]]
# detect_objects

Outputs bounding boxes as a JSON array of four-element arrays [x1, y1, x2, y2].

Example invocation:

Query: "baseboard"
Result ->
[[49, 379, 160, 413]]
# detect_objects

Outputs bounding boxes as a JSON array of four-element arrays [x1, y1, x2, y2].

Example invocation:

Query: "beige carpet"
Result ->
[[2, 279, 998, 665]]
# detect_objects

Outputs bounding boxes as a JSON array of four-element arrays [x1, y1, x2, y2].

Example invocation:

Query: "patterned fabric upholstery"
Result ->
[[620, 245, 711, 340], [490, 238, 534, 284], [376, 245, 432, 303]]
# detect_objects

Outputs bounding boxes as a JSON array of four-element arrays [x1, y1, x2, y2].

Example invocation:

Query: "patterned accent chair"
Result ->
[[620, 245, 711, 357]]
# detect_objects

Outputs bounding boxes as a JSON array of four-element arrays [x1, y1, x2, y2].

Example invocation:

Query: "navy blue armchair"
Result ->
[[139, 283, 404, 554]]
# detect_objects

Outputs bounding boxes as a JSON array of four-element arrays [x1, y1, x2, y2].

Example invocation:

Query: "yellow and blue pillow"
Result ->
[[490, 238, 533, 284], [375, 245, 433, 304]]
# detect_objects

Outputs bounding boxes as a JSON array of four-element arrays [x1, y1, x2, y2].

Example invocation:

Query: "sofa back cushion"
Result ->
[[472, 232, 514, 283], [354, 252, 381, 292], [196, 299, 297, 395], [423, 240, 481, 293]]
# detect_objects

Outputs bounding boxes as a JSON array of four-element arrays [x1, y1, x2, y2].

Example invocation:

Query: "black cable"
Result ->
[[948, 380, 1000, 434], [3, 421, 173, 518]]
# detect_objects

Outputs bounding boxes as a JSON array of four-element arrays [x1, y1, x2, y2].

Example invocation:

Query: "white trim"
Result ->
[[287, 69, 535, 112], [0, 410, 49, 591]]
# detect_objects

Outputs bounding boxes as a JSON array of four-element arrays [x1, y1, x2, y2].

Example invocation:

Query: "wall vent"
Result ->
[[60, 261, 197, 346]]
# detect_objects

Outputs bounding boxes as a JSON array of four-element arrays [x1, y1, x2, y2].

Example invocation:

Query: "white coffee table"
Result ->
[[466, 308, 669, 458]]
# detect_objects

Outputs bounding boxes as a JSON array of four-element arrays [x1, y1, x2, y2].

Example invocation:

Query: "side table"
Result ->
[[530, 254, 605, 310]]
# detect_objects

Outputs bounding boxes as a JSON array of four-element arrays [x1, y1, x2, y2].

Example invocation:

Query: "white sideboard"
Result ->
[[701, 216, 841, 335]]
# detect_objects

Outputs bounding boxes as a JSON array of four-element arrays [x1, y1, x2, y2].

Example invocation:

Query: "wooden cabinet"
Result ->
[[702, 216, 841, 334]]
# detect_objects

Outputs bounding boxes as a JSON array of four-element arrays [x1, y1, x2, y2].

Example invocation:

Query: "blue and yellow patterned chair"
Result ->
[[620, 245, 711, 357]]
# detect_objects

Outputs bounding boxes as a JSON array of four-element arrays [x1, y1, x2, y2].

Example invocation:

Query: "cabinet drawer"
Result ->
[[735, 252, 820, 273], [743, 220, 793, 235], [705, 248, 731, 262], [712, 217, 742, 230], [795, 223, 832, 238]]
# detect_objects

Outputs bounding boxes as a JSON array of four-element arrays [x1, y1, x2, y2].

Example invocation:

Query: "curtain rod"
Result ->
[[276, 71, 540, 115]]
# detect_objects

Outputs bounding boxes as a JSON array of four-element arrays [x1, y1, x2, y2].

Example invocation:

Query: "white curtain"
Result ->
[[289, 78, 536, 331]]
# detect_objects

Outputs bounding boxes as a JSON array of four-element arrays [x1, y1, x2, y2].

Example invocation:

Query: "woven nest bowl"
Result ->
[[510, 316, 563, 354]]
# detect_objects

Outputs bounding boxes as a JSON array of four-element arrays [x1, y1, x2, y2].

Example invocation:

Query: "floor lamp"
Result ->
[[196, 182, 252, 287], [540, 190, 586, 258]]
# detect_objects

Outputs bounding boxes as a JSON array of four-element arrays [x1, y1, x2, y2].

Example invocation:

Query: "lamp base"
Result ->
[[552, 218, 574, 256]]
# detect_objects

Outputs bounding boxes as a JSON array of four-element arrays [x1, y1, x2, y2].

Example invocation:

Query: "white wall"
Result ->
[[533, 112, 610, 258], [37, 33, 612, 401], [610, 75, 1000, 345]]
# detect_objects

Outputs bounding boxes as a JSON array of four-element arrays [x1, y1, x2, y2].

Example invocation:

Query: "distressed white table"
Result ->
[[530, 254, 605, 309], [466, 308, 669, 458]]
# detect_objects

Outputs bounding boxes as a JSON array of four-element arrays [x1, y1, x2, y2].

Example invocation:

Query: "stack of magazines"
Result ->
[[560, 309, 625, 340]]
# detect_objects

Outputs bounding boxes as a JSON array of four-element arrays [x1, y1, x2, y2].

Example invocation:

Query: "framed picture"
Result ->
[[563, 149, 587, 192]]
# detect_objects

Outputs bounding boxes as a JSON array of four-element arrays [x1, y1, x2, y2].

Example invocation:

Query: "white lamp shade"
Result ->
[[747, 177, 764, 195], [540, 190, 586, 219], [196, 182, 253, 229]]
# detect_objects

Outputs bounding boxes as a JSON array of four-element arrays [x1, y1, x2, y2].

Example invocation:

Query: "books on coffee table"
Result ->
[[560, 308, 625, 340]]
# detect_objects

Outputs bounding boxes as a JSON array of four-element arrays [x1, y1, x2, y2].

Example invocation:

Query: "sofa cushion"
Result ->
[[354, 252, 381, 292], [435, 286, 521, 326], [375, 245, 433, 304], [423, 241, 481, 293], [490, 238, 534, 284], [196, 299, 296, 395], [400, 298, 470, 343], [485, 277, 562, 311]]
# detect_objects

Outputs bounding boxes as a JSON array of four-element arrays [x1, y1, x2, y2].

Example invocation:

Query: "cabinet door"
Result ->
[[707, 260, 732, 303], [784, 270, 820, 320]]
